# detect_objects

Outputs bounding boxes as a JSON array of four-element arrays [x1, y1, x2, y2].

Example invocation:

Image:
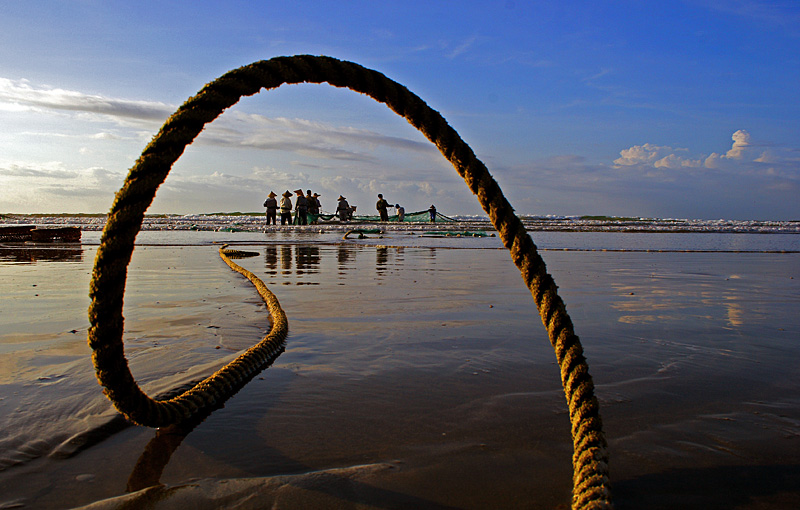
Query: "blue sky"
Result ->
[[1, 1, 798, 219]]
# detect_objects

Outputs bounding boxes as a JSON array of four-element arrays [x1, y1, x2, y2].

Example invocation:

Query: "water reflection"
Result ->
[[280, 245, 292, 277], [127, 422, 190, 492], [258, 244, 440, 285], [724, 296, 746, 328], [126, 343, 286, 493], [0, 245, 83, 263], [296, 246, 320, 276], [125, 407, 460, 508], [264, 246, 278, 276], [265, 244, 324, 285], [337, 246, 351, 267], [376, 246, 389, 279]]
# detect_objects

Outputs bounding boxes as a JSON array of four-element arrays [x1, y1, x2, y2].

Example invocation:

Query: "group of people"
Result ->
[[263, 189, 321, 225], [376, 193, 436, 222], [264, 190, 437, 224]]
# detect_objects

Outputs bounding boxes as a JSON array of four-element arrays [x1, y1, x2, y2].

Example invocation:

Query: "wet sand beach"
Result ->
[[1, 228, 799, 509]]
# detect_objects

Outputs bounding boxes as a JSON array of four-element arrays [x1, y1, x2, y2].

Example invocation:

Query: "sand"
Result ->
[[0, 232, 798, 509]]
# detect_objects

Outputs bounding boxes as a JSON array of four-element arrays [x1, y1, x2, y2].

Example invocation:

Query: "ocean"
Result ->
[[0, 215, 798, 509]]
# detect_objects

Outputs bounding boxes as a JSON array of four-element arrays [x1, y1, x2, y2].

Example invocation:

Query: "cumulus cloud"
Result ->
[[725, 129, 751, 159], [614, 130, 798, 178], [613, 143, 701, 168]]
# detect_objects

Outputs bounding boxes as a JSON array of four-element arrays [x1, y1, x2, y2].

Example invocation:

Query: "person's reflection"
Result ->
[[264, 246, 278, 276], [295, 246, 320, 276], [337, 246, 350, 266], [295, 245, 320, 285], [376, 246, 389, 278], [337, 246, 351, 281], [280, 245, 292, 281]]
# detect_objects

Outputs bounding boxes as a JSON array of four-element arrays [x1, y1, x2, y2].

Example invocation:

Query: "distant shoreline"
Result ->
[[1, 213, 798, 234], [3, 212, 798, 221]]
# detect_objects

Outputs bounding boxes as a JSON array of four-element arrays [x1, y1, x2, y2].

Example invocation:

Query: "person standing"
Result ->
[[305, 190, 316, 214], [336, 195, 350, 222], [376, 193, 391, 221], [395, 204, 405, 222], [263, 191, 278, 225], [294, 189, 308, 225], [305, 190, 317, 223], [279, 191, 293, 225], [428, 204, 437, 223]]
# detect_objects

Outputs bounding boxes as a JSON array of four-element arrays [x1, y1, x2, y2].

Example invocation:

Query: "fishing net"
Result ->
[[304, 209, 454, 224]]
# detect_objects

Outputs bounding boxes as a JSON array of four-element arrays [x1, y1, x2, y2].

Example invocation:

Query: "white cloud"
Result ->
[[0, 78, 173, 121], [91, 132, 121, 140], [0, 162, 80, 179], [0, 77, 437, 163], [198, 112, 436, 162], [614, 130, 798, 178], [725, 129, 751, 159], [654, 154, 702, 169], [702, 0, 800, 35], [613, 143, 680, 167], [0, 78, 439, 168], [447, 35, 478, 59], [0, 162, 127, 212]]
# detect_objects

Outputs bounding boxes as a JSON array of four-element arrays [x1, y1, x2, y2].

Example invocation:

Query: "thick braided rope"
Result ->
[[87, 55, 610, 509], [88, 244, 287, 428]]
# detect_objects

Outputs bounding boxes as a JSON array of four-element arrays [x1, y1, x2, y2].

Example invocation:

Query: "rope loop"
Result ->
[[87, 55, 611, 509]]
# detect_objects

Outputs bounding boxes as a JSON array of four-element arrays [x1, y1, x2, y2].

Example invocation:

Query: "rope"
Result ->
[[219, 246, 260, 258], [88, 244, 287, 428], [87, 55, 611, 509], [343, 229, 383, 239]]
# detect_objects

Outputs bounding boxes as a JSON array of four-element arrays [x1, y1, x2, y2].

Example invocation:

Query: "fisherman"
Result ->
[[376, 193, 391, 221], [428, 204, 437, 223], [336, 195, 351, 222], [294, 189, 308, 225], [263, 191, 278, 225], [305, 189, 319, 223], [279, 191, 293, 225], [313, 193, 322, 212], [395, 204, 405, 222]]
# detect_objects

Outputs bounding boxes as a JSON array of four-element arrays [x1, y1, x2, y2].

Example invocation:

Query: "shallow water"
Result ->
[[45, 227, 800, 253], [0, 232, 798, 509]]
